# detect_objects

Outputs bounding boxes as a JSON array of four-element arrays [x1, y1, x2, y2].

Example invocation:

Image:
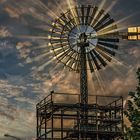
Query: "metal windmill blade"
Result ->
[[49, 5, 119, 72]]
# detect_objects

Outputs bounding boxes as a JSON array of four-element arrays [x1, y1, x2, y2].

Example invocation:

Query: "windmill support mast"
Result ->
[[79, 33, 89, 125]]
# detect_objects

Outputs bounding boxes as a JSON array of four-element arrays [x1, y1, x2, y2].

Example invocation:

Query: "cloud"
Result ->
[[110, 69, 137, 96], [5, 6, 21, 18], [0, 79, 26, 97], [0, 75, 42, 138], [0, 26, 11, 38], [14, 96, 35, 105], [0, 0, 7, 4], [16, 41, 32, 50], [0, 94, 36, 139], [129, 46, 140, 59]]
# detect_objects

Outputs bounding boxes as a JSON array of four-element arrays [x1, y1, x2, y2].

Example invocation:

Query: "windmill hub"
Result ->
[[79, 33, 87, 43], [78, 32, 89, 47], [68, 25, 98, 52]]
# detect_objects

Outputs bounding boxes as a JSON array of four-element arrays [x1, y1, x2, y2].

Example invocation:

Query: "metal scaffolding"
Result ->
[[36, 92, 123, 140]]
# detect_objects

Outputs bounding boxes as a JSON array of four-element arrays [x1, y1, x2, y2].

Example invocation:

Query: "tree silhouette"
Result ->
[[124, 68, 140, 140]]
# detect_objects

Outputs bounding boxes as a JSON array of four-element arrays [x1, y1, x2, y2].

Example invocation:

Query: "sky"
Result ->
[[0, 0, 140, 139]]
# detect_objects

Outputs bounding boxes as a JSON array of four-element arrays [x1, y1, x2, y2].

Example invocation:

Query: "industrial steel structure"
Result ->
[[36, 4, 140, 140], [37, 92, 123, 140]]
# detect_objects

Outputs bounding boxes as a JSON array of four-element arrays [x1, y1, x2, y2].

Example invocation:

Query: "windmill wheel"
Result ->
[[49, 5, 119, 72]]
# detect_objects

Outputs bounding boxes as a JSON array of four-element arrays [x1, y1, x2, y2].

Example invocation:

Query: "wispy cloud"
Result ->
[[0, 26, 11, 38]]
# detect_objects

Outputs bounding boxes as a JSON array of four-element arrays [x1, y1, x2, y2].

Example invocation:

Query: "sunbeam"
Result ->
[[29, 44, 48, 51], [107, 61, 128, 78], [98, 0, 106, 12], [26, 0, 59, 19], [66, 0, 80, 30], [37, 57, 56, 72], [90, 0, 106, 26], [115, 12, 140, 25], [94, 70, 106, 94], [54, 0, 67, 15], [105, 0, 118, 14], [16, 35, 49, 40], [26, 51, 51, 64]]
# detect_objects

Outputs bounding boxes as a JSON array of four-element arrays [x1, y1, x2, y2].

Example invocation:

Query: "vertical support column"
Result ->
[[52, 113, 54, 139], [77, 111, 80, 140], [51, 95, 54, 140], [78, 33, 89, 131], [121, 97, 124, 137], [80, 44, 88, 125], [45, 105, 47, 139], [78, 33, 89, 139], [96, 96, 99, 140], [36, 105, 39, 139], [109, 104, 112, 132], [61, 110, 63, 139], [115, 101, 117, 132]]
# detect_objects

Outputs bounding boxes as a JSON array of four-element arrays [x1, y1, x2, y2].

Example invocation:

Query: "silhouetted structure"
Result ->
[[36, 92, 123, 140], [36, 5, 125, 140]]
